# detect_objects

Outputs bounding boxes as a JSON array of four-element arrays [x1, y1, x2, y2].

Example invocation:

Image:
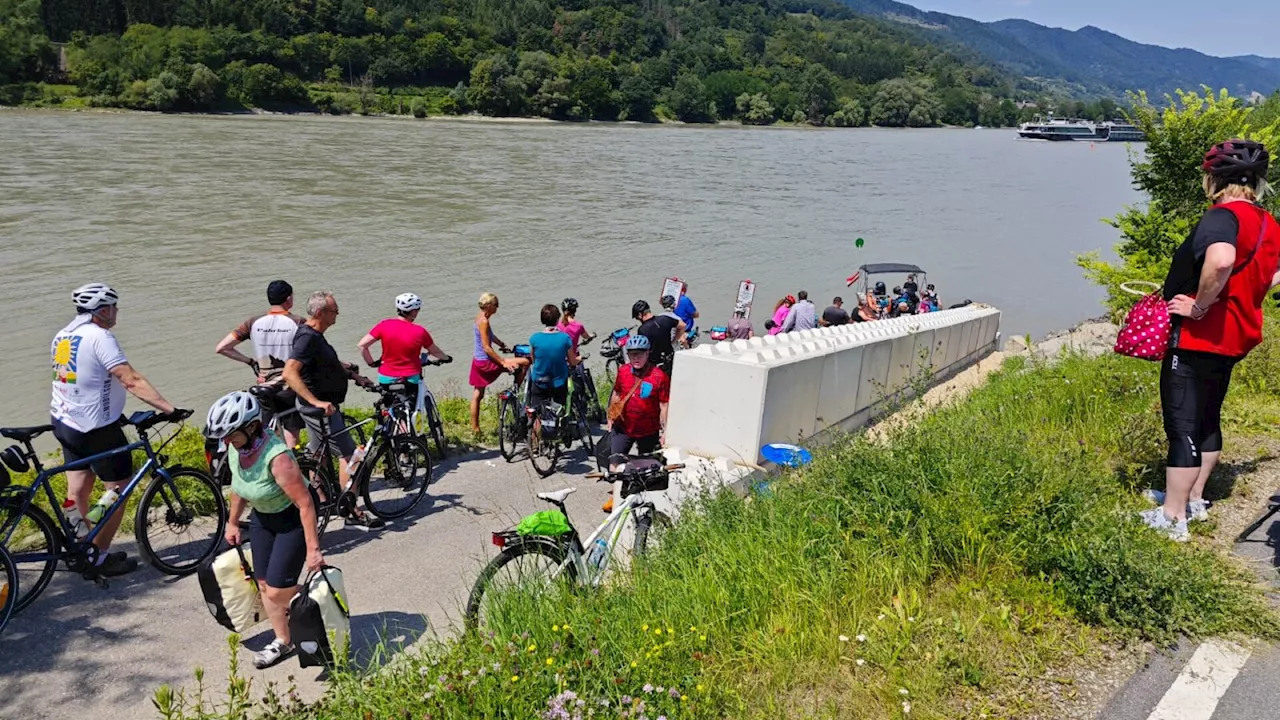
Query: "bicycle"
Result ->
[[570, 353, 605, 424], [294, 395, 432, 534], [464, 454, 682, 630], [0, 410, 224, 615], [599, 327, 631, 383], [496, 345, 534, 462], [527, 372, 595, 478], [371, 354, 451, 461], [0, 545, 16, 635]]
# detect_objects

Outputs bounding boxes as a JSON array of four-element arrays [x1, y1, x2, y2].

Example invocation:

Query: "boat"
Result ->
[[1016, 114, 1145, 142], [1094, 121, 1145, 142]]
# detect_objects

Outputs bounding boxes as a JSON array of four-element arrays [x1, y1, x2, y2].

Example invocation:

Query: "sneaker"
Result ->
[[252, 639, 296, 669], [344, 512, 386, 532], [1142, 489, 1212, 522], [1138, 507, 1190, 542], [88, 553, 139, 577]]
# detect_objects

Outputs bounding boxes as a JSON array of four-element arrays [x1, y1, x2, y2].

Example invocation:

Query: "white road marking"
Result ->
[[1146, 639, 1252, 720]]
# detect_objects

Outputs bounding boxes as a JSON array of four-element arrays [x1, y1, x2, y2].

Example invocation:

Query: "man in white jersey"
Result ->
[[51, 283, 180, 576], [215, 280, 304, 447]]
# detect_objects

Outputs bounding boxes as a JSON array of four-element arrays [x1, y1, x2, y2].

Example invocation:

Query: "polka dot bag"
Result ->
[[1113, 282, 1170, 361]]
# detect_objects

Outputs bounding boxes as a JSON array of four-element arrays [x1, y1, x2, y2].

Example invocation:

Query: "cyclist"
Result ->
[[1142, 139, 1280, 541], [602, 334, 669, 513], [673, 283, 699, 333], [51, 283, 180, 577], [208, 391, 323, 669], [528, 304, 579, 410], [470, 292, 529, 436], [282, 291, 383, 531], [556, 298, 596, 352], [357, 292, 452, 388], [633, 299, 686, 376], [214, 279, 304, 447]]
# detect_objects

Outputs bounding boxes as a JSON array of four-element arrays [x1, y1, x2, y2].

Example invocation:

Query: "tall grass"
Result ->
[[156, 348, 1279, 719]]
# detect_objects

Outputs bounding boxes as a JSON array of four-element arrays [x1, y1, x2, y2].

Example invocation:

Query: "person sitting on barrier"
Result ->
[[767, 295, 794, 335], [602, 334, 670, 513], [781, 290, 817, 332], [209, 391, 323, 669], [726, 302, 754, 339]]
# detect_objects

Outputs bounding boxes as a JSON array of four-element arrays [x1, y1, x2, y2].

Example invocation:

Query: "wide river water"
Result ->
[[0, 110, 1139, 428]]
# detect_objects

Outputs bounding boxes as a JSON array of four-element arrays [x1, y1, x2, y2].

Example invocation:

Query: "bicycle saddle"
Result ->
[[537, 487, 577, 504], [1, 424, 53, 442]]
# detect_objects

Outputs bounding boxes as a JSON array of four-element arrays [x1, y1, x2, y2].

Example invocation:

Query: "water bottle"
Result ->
[[85, 489, 119, 525], [62, 499, 90, 539], [587, 538, 609, 569], [348, 445, 367, 472]]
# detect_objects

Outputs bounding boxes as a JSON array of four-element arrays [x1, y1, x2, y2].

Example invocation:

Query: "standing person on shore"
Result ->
[[51, 283, 182, 577], [209, 391, 323, 669], [1141, 139, 1280, 541], [556, 298, 595, 352], [821, 296, 850, 327], [767, 295, 795, 335], [726, 302, 754, 339], [282, 291, 383, 531], [673, 284, 699, 333], [214, 280, 304, 448], [633, 300, 685, 376], [469, 293, 528, 436], [781, 291, 817, 332]]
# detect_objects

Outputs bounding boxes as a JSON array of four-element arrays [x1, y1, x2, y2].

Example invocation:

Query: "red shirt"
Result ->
[[1178, 202, 1280, 358], [370, 318, 433, 378], [613, 363, 669, 438]]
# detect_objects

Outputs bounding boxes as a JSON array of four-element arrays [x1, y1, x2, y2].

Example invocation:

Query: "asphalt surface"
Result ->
[[0, 445, 606, 720]]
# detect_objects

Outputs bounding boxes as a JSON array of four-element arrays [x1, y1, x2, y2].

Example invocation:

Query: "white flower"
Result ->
[[902, 700, 912, 714], [877, 614, 886, 620], [855, 659, 865, 666], [856, 634, 867, 642], [907, 616, 915, 622], [839, 635, 850, 642], [899, 688, 910, 696]]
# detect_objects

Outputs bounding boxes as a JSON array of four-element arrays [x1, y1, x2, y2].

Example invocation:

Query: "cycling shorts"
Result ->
[[260, 386, 303, 434], [529, 382, 568, 409], [249, 505, 306, 589], [609, 432, 660, 457], [51, 418, 133, 483], [1160, 349, 1238, 467]]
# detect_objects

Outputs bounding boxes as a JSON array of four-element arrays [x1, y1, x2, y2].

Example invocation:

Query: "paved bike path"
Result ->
[[0, 447, 604, 720]]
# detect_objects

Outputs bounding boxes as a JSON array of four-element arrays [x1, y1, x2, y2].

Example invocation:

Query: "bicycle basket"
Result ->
[[517, 509, 573, 537]]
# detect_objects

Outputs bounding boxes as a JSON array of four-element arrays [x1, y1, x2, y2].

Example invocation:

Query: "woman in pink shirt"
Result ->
[[357, 293, 451, 385], [767, 295, 795, 335], [555, 298, 596, 351]]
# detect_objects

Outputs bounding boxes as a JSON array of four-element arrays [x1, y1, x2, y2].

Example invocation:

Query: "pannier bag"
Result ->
[[198, 544, 265, 633], [289, 566, 351, 668], [708, 326, 728, 341]]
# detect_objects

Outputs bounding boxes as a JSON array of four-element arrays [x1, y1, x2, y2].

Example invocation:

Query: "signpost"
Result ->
[[736, 280, 756, 319]]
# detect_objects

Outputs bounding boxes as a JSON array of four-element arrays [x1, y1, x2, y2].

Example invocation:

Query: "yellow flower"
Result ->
[[689, 625, 697, 632], [630, 661, 638, 668], [642, 624, 649, 631], [545, 657, 555, 666], [562, 623, 570, 629], [700, 635, 707, 641], [510, 675, 519, 683], [681, 695, 688, 702], [552, 625, 559, 632], [667, 628, 674, 635], [527, 644, 537, 653], [697, 684, 705, 692], [654, 628, 662, 635]]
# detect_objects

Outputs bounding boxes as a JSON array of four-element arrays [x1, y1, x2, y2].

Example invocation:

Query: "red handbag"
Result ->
[[1114, 285, 1170, 361]]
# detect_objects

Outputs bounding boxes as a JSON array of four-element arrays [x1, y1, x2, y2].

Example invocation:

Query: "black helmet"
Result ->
[[562, 298, 578, 313], [874, 281, 886, 295], [660, 295, 676, 309], [1203, 139, 1269, 185], [631, 299, 650, 320], [892, 286, 901, 295]]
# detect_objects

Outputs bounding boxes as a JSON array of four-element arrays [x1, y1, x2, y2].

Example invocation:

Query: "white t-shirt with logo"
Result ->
[[50, 315, 129, 432]]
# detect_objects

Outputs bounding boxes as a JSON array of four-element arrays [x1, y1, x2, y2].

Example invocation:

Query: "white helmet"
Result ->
[[395, 293, 422, 313], [204, 391, 261, 439], [72, 282, 119, 311]]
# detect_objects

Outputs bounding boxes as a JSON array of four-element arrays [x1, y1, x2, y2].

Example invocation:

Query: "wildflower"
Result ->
[[642, 624, 649, 631], [839, 635, 850, 643], [654, 628, 662, 635], [667, 688, 679, 699], [546, 657, 555, 666], [856, 634, 867, 642], [528, 644, 538, 653], [697, 684, 705, 692], [643, 684, 654, 693], [908, 616, 915, 623], [681, 696, 688, 702], [591, 648, 600, 656], [667, 628, 674, 635], [563, 623, 571, 630], [423, 692, 434, 701], [478, 667, 487, 676], [631, 661, 638, 668], [492, 662, 501, 671], [903, 701, 912, 714], [511, 675, 520, 682], [899, 688, 910, 696], [699, 635, 706, 641], [878, 614, 886, 620], [621, 696, 633, 705], [689, 625, 697, 632], [462, 669, 471, 677], [419, 667, 430, 677], [856, 659, 865, 666], [438, 675, 447, 685], [553, 625, 560, 632]]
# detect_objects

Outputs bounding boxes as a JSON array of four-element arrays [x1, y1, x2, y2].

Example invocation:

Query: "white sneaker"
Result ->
[[1138, 507, 1190, 542], [1142, 490, 1212, 522], [252, 639, 296, 669]]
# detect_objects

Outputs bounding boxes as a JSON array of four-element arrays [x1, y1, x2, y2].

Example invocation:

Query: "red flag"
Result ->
[[845, 271, 860, 287]]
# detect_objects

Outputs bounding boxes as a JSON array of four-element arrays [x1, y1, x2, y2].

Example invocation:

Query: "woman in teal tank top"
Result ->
[[207, 390, 323, 670]]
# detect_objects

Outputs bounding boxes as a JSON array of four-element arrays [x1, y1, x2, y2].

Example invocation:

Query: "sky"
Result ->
[[906, 0, 1278, 58]]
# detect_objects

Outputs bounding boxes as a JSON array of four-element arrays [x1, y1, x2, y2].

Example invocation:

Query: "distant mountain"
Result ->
[[835, 0, 1280, 98]]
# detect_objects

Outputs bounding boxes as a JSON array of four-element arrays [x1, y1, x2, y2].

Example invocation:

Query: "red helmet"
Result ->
[[785, 294, 797, 305], [1202, 139, 1269, 184]]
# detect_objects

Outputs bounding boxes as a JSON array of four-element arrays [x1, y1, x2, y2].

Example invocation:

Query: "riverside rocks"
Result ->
[[1003, 319, 1119, 362]]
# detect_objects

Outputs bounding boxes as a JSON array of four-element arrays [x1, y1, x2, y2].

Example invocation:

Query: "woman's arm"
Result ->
[[357, 333, 379, 367], [272, 453, 324, 569], [426, 342, 451, 362], [225, 492, 246, 545]]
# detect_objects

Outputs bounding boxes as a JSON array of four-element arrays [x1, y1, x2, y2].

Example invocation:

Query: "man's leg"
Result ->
[[66, 468, 95, 520]]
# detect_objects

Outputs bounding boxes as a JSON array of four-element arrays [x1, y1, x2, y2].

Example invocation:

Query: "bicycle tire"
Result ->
[[0, 498, 58, 616], [0, 545, 17, 635], [295, 457, 336, 537], [573, 393, 595, 453], [423, 396, 447, 460], [582, 368, 605, 423], [362, 435, 431, 519], [464, 539, 575, 631], [498, 397, 522, 462], [633, 508, 671, 557], [528, 419, 561, 478], [135, 467, 226, 576]]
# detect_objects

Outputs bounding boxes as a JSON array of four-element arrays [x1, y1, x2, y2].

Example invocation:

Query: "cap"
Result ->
[[267, 280, 293, 305]]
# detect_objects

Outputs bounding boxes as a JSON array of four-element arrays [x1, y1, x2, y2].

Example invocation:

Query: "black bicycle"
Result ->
[[0, 410, 224, 615], [527, 375, 595, 478], [0, 545, 17, 635], [571, 353, 605, 424]]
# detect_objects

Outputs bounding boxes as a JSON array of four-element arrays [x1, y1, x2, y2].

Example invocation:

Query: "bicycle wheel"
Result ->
[[633, 508, 672, 557], [498, 397, 522, 462], [135, 467, 226, 576], [464, 540, 575, 631], [573, 394, 595, 453], [0, 498, 58, 615], [425, 398, 448, 460], [0, 545, 16, 635], [582, 368, 604, 423], [362, 435, 431, 519], [294, 457, 336, 537], [343, 413, 368, 448], [528, 418, 561, 478]]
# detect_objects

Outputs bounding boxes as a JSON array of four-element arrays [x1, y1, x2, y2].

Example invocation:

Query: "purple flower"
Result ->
[[643, 684, 654, 693], [621, 696, 633, 705], [668, 688, 680, 699]]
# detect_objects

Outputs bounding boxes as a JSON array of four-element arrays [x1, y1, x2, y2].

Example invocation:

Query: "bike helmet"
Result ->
[[660, 295, 676, 310], [395, 293, 422, 312], [72, 282, 119, 310], [1203, 139, 1269, 184], [204, 391, 261, 439], [561, 298, 578, 313], [873, 282, 886, 296], [631, 299, 650, 320], [624, 334, 651, 352], [785, 294, 796, 305]]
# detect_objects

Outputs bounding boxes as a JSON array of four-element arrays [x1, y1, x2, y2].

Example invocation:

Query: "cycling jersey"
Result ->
[[529, 329, 573, 388], [556, 319, 589, 350], [638, 315, 678, 362], [232, 309, 303, 374], [50, 315, 128, 433], [369, 317, 434, 380]]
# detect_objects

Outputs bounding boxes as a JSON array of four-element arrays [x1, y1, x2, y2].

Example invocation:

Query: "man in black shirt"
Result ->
[[821, 297, 850, 326], [284, 291, 383, 530], [633, 299, 686, 375]]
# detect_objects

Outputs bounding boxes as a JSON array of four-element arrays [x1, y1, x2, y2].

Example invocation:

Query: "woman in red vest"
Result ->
[[1142, 139, 1280, 541]]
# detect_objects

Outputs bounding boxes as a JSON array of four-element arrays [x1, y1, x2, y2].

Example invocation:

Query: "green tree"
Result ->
[[735, 92, 775, 125], [185, 62, 220, 108], [0, 0, 50, 85], [145, 70, 179, 110], [869, 78, 940, 128], [796, 63, 837, 124], [466, 54, 524, 116], [665, 71, 714, 123]]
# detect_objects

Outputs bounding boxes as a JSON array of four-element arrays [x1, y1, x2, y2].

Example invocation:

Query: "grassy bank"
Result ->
[[154, 318, 1280, 719]]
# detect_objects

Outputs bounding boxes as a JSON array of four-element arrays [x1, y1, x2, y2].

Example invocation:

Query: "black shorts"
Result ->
[[609, 432, 660, 456], [51, 418, 133, 483], [529, 382, 568, 410], [1160, 349, 1238, 467], [249, 505, 307, 589], [261, 387, 304, 434]]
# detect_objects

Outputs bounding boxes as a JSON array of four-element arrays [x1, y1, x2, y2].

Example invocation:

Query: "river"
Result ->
[[0, 110, 1139, 428]]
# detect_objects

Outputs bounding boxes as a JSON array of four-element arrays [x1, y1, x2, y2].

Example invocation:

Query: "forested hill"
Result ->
[[0, 0, 1030, 126]]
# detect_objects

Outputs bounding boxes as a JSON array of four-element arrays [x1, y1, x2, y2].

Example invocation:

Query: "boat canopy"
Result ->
[[858, 263, 926, 276]]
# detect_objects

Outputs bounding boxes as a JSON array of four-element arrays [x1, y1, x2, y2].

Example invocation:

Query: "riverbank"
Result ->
[[153, 304, 1280, 720]]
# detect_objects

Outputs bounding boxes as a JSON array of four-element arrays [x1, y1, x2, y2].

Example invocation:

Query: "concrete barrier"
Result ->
[[664, 305, 1002, 465]]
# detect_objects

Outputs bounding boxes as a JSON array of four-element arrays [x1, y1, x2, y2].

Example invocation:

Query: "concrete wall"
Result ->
[[664, 305, 1001, 464]]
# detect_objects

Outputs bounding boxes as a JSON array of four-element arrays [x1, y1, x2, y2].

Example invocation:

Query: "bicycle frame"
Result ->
[[541, 491, 652, 587]]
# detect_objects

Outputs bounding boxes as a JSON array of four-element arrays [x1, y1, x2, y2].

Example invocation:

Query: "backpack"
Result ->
[[288, 566, 351, 668], [198, 545, 265, 633], [1114, 285, 1171, 361]]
